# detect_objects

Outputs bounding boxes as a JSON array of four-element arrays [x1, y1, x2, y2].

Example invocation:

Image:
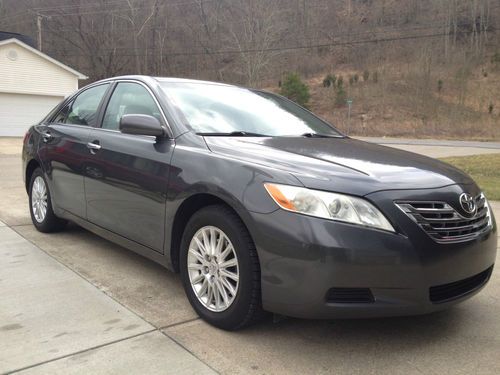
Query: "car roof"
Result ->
[[93, 75, 235, 88], [154, 77, 233, 87]]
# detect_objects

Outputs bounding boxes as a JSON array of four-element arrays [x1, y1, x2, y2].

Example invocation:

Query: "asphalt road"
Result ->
[[0, 137, 499, 374], [358, 137, 500, 158]]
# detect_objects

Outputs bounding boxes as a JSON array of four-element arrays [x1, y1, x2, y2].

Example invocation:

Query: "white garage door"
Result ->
[[0, 92, 63, 136]]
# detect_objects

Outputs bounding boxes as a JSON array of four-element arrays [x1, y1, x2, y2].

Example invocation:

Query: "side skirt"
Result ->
[[59, 209, 175, 272]]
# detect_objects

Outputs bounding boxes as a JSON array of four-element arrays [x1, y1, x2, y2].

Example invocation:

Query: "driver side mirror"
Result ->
[[119, 114, 166, 137]]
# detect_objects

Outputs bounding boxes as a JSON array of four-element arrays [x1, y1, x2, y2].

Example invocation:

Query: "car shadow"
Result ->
[[56, 224, 483, 352]]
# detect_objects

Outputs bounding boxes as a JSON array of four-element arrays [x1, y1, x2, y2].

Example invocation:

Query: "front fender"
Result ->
[[168, 132, 301, 213], [164, 132, 300, 267]]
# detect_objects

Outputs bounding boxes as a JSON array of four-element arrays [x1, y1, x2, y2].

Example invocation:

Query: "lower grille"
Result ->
[[429, 266, 493, 303], [396, 193, 492, 243], [325, 288, 375, 303]]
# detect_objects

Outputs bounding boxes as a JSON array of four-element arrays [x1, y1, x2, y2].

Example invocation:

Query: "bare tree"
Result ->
[[225, 0, 285, 86], [117, 0, 157, 74], [1, 0, 499, 86]]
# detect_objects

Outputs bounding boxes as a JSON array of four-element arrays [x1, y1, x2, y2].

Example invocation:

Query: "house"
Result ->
[[0, 35, 87, 136]]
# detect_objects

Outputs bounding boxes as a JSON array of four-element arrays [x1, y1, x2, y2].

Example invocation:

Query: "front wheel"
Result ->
[[180, 205, 265, 330], [29, 168, 67, 233]]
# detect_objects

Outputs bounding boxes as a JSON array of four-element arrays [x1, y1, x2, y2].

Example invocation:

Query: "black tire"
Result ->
[[29, 168, 67, 233], [180, 204, 265, 330]]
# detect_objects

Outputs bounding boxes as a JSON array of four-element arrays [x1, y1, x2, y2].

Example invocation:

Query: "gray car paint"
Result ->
[[22, 75, 497, 319]]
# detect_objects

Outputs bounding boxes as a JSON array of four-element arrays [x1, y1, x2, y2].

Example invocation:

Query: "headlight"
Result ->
[[264, 183, 395, 232], [484, 194, 493, 227]]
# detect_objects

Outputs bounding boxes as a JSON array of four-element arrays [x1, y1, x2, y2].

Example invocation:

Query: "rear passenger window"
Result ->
[[53, 84, 109, 126], [52, 102, 71, 123]]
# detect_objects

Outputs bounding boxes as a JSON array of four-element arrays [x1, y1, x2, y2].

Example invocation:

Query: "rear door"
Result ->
[[40, 83, 111, 218], [84, 81, 174, 252]]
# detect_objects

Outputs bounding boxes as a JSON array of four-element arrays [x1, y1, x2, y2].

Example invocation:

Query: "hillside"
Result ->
[[268, 57, 500, 140]]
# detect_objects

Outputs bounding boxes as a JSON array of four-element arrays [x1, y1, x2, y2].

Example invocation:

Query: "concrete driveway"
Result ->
[[1, 137, 499, 374]]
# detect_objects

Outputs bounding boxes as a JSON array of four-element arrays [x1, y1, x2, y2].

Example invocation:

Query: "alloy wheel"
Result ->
[[187, 226, 239, 312], [31, 176, 48, 223]]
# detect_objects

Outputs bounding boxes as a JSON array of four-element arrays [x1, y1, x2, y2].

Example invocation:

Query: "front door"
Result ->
[[84, 81, 174, 252], [40, 83, 110, 219]]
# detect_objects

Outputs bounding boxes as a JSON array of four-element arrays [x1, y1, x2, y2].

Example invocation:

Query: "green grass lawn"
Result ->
[[440, 153, 500, 201]]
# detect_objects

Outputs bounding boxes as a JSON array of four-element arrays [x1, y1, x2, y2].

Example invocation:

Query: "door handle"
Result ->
[[87, 141, 101, 154], [42, 131, 53, 143]]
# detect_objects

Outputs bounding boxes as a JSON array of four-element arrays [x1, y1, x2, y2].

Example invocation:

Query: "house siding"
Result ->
[[0, 43, 78, 97]]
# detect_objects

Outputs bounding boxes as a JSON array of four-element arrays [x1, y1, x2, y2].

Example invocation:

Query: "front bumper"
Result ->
[[248, 185, 497, 319]]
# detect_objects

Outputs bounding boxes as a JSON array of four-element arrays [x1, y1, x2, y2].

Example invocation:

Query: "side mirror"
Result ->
[[119, 114, 166, 137]]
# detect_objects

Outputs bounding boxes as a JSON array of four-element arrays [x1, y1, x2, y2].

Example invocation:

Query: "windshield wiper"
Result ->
[[300, 132, 343, 138], [197, 131, 342, 138], [197, 131, 268, 137]]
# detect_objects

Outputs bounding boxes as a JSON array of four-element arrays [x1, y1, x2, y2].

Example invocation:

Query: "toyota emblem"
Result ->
[[459, 193, 476, 215]]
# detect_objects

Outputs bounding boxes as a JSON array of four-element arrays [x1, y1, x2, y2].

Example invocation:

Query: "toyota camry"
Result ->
[[22, 76, 497, 330]]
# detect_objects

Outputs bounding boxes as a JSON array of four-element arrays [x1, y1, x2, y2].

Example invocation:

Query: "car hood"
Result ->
[[203, 136, 474, 196]]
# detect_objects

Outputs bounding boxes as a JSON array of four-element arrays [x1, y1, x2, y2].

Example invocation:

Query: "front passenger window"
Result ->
[[102, 82, 162, 131]]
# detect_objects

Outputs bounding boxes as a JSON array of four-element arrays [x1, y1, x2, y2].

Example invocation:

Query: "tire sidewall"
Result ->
[[180, 207, 255, 329]]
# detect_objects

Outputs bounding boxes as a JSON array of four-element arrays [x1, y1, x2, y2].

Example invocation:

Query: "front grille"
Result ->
[[429, 266, 493, 303], [396, 193, 492, 243], [325, 288, 375, 303]]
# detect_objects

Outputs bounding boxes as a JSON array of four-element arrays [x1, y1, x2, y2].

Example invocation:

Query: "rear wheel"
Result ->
[[180, 205, 264, 330], [29, 168, 67, 233]]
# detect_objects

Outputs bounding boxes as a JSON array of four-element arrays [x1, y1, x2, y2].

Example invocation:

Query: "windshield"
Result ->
[[160, 82, 342, 137]]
